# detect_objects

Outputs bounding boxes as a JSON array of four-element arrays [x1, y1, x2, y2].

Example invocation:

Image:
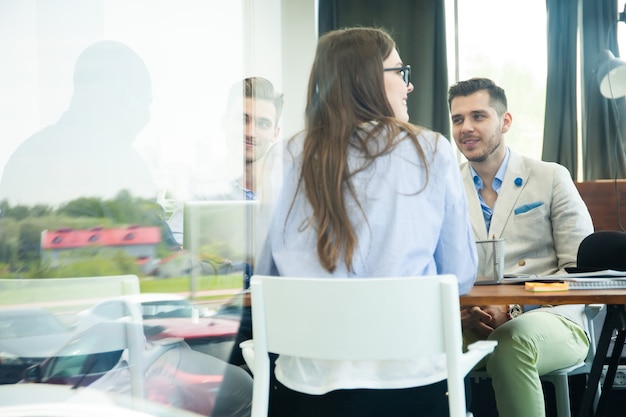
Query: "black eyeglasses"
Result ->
[[384, 65, 411, 86]]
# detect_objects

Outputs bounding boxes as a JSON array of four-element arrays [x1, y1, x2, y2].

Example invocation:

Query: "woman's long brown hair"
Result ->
[[296, 27, 428, 273]]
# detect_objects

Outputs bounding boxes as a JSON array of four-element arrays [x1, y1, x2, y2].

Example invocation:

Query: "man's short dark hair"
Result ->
[[447, 78, 508, 117], [227, 77, 284, 125]]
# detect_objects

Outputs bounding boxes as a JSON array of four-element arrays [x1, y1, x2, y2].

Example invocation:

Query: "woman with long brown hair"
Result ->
[[256, 26, 477, 417]]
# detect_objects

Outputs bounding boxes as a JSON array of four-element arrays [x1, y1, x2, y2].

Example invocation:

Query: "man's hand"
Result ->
[[460, 305, 509, 336]]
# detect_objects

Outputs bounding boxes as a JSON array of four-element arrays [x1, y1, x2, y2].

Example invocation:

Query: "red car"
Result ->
[[74, 293, 239, 361]]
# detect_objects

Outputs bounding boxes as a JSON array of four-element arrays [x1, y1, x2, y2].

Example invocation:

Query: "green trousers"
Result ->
[[464, 311, 589, 417]]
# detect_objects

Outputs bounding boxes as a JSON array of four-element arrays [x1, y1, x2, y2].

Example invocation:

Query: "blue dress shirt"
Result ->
[[469, 148, 510, 232]]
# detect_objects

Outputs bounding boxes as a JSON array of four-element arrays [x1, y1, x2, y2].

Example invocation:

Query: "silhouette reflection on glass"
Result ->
[[0, 40, 156, 207]]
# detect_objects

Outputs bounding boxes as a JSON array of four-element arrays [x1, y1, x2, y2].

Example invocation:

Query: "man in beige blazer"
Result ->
[[448, 78, 594, 417]]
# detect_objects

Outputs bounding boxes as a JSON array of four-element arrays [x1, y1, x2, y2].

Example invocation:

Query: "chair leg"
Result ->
[[592, 377, 601, 414], [549, 374, 571, 417]]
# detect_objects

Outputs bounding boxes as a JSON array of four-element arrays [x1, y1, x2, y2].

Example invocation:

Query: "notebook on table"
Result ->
[[502, 269, 626, 289]]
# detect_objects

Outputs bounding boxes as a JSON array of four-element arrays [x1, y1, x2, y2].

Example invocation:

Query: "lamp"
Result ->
[[597, 49, 626, 99]]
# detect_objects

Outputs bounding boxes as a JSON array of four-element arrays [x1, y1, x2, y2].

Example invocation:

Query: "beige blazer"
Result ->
[[461, 150, 594, 276], [461, 150, 595, 327]]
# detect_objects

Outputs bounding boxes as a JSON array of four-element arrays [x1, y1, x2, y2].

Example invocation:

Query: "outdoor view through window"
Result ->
[[451, 0, 547, 161], [0, 2, 261, 416]]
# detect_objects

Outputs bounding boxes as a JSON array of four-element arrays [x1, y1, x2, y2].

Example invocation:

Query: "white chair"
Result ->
[[541, 304, 604, 417], [470, 304, 604, 417], [241, 274, 497, 417]]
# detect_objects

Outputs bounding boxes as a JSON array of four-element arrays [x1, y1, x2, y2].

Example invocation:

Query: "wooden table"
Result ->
[[460, 284, 626, 306], [461, 284, 626, 417]]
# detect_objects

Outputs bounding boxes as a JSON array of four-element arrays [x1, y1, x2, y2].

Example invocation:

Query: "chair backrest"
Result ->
[[249, 274, 471, 417], [251, 274, 462, 360]]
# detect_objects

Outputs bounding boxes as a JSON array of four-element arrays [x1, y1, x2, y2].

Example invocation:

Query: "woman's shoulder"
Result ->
[[283, 131, 306, 158], [416, 128, 450, 146], [403, 127, 455, 158]]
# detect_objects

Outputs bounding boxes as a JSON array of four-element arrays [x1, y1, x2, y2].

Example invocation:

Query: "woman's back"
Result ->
[[257, 125, 476, 292], [253, 26, 477, 417]]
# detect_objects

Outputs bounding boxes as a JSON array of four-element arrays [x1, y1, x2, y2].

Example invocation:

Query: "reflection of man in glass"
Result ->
[[166, 78, 282, 371], [168, 77, 283, 244], [224, 77, 283, 199], [0, 40, 156, 207]]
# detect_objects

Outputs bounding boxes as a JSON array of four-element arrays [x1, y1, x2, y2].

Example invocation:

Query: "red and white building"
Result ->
[[41, 226, 161, 274]]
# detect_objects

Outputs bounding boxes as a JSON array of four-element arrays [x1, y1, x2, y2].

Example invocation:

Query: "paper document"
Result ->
[[567, 280, 626, 290], [502, 270, 626, 284]]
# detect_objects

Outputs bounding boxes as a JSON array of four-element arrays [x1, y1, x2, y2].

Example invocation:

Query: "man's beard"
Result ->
[[466, 134, 502, 163]]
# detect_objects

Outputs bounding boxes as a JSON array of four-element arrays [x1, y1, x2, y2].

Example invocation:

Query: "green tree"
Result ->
[[17, 222, 41, 262], [29, 204, 54, 217], [0, 218, 19, 265], [4, 204, 31, 221], [57, 197, 109, 218]]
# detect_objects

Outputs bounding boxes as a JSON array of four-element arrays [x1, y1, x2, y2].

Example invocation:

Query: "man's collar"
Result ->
[[469, 147, 510, 188]]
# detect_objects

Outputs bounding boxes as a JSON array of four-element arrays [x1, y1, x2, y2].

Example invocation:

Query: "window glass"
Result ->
[[618, 12, 626, 57], [449, 0, 547, 160], [0, 1, 272, 415], [0, 1, 251, 279], [0, 1, 245, 209]]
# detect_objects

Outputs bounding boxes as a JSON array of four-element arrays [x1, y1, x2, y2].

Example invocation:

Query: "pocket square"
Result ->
[[514, 201, 544, 215]]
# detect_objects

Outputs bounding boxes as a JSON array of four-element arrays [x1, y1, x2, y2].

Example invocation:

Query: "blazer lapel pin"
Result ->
[[514, 177, 523, 187]]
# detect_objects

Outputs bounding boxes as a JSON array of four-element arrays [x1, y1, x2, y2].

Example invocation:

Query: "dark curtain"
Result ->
[[318, 0, 450, 138], [542, 0, 578, 178], [581, 0, 626, 180]]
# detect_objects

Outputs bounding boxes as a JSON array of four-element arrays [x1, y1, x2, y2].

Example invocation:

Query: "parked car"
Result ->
[[213, 291, 249, 321], [74, 293, 209, 327], [74, 293, 239, 362], [0, 307, 73, 384], [22, 321, 251, 416]]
